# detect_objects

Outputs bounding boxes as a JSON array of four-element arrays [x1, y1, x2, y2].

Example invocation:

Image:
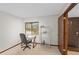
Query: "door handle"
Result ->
[[76, 32, 79, 36]]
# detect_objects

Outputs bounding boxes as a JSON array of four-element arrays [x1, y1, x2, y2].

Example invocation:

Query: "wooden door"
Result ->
[[58, 15, 68, 55], [68, 17, 79, 51]]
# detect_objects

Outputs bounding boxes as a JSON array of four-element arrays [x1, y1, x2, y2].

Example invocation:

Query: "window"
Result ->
[[25, 22, 39, 35]]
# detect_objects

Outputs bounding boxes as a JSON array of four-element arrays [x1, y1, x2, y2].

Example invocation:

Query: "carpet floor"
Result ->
[[0, 44, 61, 55]]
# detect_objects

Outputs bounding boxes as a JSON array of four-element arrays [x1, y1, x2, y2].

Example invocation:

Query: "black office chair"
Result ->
[[20, 33, 32, 51]]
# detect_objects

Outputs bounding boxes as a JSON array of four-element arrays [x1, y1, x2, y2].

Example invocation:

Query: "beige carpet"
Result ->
[[0, 44, 61, 55]]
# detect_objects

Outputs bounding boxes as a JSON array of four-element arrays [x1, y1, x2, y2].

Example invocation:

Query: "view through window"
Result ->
[[25, 22, 39, 35]]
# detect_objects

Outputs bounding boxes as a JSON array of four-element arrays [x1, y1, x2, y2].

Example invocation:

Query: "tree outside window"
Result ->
[[25, 22, 39, 35]]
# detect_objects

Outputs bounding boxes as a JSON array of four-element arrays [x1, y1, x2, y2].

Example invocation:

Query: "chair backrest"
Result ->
[[20, 33, 27, 43]]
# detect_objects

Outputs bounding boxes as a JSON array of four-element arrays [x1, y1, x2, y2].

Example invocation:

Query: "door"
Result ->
[[40, 25, 51, 45], [68, 17, 79, 51], [58, 15, 68, 55]]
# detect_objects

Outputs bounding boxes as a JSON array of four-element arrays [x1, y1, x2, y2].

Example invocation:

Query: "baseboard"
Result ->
[[36, 43, 59, 46], [0, 42, 21, 54], [50, 44, 59, 46]]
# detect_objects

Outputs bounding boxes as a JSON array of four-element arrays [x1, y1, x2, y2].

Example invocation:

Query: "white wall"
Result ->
[[0, 12, 24, 51], [24, 15, 58, 45]]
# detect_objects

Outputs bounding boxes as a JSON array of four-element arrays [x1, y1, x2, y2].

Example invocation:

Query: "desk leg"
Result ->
[[33, 42, 34, 48], [33, 36, 36, 48]]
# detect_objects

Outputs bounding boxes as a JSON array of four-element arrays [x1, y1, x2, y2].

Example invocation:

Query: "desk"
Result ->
[[28, 36, 37, 48]]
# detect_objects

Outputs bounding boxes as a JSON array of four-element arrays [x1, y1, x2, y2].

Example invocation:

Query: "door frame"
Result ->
[[58, 3, 78, 55]]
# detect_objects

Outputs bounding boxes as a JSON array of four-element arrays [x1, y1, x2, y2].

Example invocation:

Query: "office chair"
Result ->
[[20, 33, 32, 51]]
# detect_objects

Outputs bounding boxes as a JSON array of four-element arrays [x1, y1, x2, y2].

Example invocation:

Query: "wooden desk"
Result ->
[[28, 36, 37, 48]]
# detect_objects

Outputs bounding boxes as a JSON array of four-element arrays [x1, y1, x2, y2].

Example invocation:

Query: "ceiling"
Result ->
[[0, 3, 69, 18]]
